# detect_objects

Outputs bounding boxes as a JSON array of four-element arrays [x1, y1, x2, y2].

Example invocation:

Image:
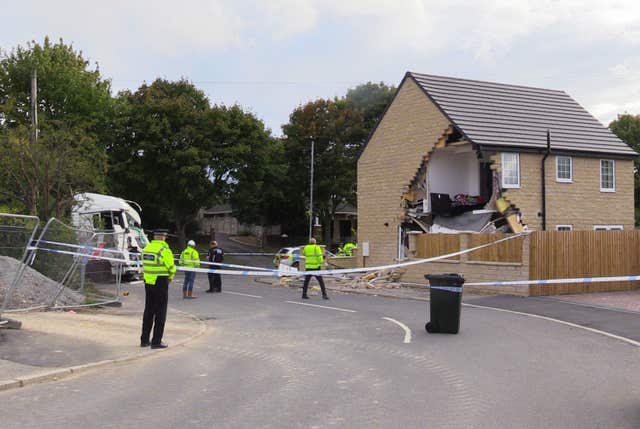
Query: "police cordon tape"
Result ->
[[28, 232, 531, 277], [28, 240, 276, 272], [25, 232, 640, 287]]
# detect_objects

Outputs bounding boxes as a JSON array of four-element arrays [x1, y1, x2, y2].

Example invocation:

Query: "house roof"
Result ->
[[335, 201, 356, 215], [408, 72, 637, 157], [203, 204, 232, 215]]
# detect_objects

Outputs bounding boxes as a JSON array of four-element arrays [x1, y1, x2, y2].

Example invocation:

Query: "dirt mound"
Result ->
[[0, 256, 83, 309]]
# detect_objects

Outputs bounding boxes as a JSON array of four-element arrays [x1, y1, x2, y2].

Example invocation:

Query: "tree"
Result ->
[[282, 98, 367, 243], [609, 113, 640, 224], [224, 107, 288, 227], [345, 82, 396, 132], [107, 79, 220, 245], [0, 38, 112, 218]]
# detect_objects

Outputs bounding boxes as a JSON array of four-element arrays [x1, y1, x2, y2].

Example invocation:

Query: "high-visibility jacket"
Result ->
[[302, 244, 323, 269], [179, 246, 200, 268], [343, 242, 357, 256], [142, 240, 177, 285]]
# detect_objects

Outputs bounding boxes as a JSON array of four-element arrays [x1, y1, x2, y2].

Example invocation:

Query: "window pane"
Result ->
[[502, 153, 519, 186], [557, 156, 571, 180], [601, 160, 614, 189]]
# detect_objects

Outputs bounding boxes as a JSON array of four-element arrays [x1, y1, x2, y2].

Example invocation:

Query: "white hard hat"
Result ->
[[188, 240, 196, 246]]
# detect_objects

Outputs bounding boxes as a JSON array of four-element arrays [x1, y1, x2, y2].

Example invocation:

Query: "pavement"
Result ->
[[0, 284, 205, 392], [3, 252, 640, 395]]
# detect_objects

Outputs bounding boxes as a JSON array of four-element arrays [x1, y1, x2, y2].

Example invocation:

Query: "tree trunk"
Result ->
[[175, 219, 187, 249]]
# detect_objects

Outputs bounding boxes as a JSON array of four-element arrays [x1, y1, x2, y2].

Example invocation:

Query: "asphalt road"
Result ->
[[2, 273, 640, 428]]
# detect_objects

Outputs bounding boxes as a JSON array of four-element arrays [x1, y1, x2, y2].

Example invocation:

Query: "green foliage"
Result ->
[[282, 98, 367, 239], [0, 38, 112, 218], [609, 113, 640, 214], [345, 81, 396, 132], [107, 79, 217, 245], [225, 108, 287, 226]]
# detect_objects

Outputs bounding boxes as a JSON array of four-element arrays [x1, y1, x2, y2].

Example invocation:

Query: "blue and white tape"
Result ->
[[465, 275, 640, 287], [27, 233, 531, 277]]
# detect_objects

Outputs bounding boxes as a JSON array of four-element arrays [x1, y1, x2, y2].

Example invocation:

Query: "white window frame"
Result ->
[[501, 153, 520, 189], [556, 225, 573, 231], [593, 225, 623, 231], [555, 156, 572, 183], [600, 159, 615, 192]]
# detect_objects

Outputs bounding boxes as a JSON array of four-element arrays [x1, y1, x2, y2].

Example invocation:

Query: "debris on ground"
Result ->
[[0, 256, 83, 309], [332, 269, 405, 289]]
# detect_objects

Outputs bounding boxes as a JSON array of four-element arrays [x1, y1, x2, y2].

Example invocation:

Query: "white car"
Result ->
[[273, 245, 336, 269], [273, 247, 302, 268]]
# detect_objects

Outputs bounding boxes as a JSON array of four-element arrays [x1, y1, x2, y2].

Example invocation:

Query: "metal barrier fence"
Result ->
[[1, 214, 128, 312], [0, 213, 40, 313]]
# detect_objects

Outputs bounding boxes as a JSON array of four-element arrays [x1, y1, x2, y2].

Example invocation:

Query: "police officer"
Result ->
[[140, 229, 176, 349], [206, 240, 224, 293], [343, 242, 357, 256], [179, 239, 200, 299], [301, 237, 328, 300]]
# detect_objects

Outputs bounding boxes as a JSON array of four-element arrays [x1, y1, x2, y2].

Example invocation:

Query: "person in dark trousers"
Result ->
[[301, 237, 328, 300], [140, 229, 176, 349], [207, 240, 224, 293]]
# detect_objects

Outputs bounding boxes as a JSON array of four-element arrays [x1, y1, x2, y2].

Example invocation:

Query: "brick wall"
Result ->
[[492, 153, 635, 230], [357, 77, 450, 266]]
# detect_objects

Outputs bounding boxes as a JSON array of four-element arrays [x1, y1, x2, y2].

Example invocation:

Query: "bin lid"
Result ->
[[424, 273, 465, 286]]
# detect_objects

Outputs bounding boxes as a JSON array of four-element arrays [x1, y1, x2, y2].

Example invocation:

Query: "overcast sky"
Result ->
[[2, 0, 640, 135]]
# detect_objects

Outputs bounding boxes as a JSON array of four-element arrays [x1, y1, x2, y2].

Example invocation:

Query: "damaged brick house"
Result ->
[[357, 72, 637, 270]]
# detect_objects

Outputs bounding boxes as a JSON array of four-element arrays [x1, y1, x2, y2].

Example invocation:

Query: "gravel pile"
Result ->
[[0, 256, 83, 309]]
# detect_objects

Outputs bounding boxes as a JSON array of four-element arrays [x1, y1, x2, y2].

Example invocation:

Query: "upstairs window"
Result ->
[[501, 153, 520, 188], [600, 159, 615, 192], [556, 156, 572, 182]]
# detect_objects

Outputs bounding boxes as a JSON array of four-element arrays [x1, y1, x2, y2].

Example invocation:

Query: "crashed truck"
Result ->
[[71, 193, 149, 281]]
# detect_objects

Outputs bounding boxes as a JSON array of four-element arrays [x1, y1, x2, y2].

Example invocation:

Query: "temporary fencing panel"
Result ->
[[2, 216, 128, 312], [0, 213, 40, 313]]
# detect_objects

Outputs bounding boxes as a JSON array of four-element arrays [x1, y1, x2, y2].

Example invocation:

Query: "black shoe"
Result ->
[[302, 295, 309, 299], [140, 341, 151, 347], [150, 342, 168, 349], [205, 289, 214, 293], [322, 295, 329, 300]]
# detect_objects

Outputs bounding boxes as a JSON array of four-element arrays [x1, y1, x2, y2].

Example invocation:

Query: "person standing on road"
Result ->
[[179, 240, 200, 299], [140, 229, 176, 349], [207, 240, 224, 293], [301, 237, 328, 300]]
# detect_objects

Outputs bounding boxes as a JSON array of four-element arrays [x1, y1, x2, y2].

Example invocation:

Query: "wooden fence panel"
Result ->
[[529, 230, 640, 296], [468, 233, 523, 263], [415, 234, 460, 261]]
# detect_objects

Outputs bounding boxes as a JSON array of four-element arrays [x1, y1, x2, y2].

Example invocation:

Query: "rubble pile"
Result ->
[[0, 256, 83, 309], [335, 269, 404, 289]]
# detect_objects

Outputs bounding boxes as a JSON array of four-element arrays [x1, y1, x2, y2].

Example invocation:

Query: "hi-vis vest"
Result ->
[[142, 240, 177, 285], [302, 244, 323, 269], [179, 247, 200, 268]]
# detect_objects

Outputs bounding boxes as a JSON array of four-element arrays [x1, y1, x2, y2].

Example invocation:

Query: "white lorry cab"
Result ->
[[71, 193, 149, 280]]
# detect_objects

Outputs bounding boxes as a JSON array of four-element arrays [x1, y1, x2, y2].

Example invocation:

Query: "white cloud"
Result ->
[[3, 0, 640, 131]]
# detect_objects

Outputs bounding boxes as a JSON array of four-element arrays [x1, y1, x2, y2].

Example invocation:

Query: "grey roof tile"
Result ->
[[409, 72, 637, 157]]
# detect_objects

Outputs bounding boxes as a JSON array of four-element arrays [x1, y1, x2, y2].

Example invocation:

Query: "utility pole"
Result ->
[[308, 137, 314, 241], [31, 69, 38, 142]]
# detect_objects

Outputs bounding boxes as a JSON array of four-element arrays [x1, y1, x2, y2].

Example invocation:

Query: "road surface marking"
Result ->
[[128, 280, 144, 285], [223, 291, 263, 299], [285, 301, 357, 313], [382, 317, 412, 343], [464, 303, 640, 348]]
